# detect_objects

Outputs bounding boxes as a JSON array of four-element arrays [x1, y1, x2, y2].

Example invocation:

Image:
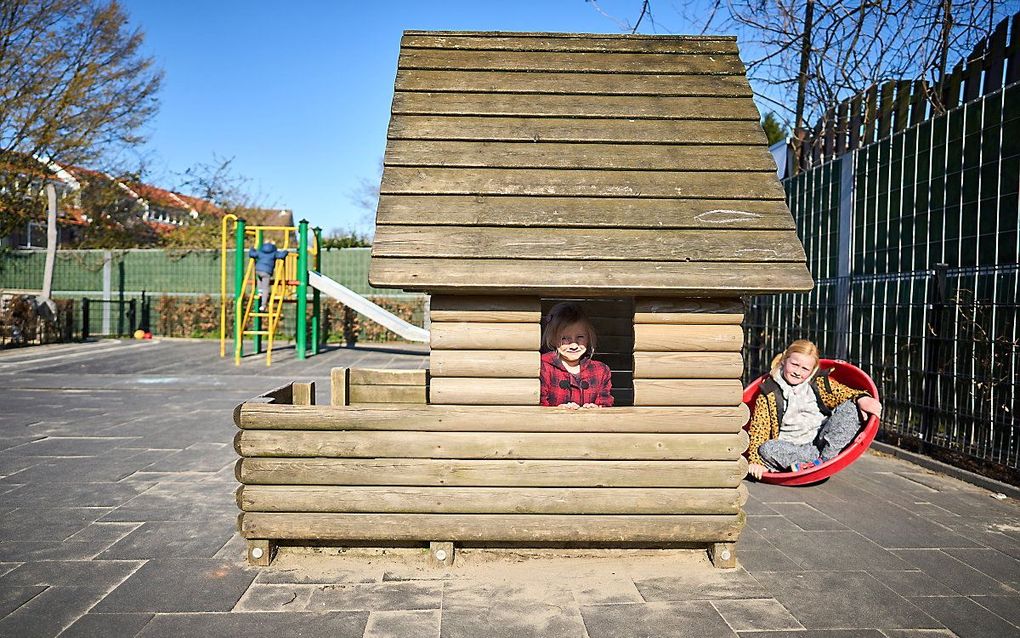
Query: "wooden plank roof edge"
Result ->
[[396, 67, 744, 76], [402, 31, 738, 41]]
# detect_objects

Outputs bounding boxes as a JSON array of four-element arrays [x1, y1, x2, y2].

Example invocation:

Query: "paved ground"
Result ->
[[0, 339, 1018, 637]]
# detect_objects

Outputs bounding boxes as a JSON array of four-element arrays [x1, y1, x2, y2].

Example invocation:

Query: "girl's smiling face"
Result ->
[[556, 321, 589, 365], [780, 351, 817, 385]]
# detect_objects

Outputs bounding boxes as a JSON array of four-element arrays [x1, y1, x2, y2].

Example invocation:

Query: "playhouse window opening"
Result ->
[[540, 297, 635, 407]]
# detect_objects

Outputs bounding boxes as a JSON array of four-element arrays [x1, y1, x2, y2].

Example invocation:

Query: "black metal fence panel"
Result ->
[[746, 80, 1020, 483]]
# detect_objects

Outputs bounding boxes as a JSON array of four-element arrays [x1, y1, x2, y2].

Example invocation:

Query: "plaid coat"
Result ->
[[540, 351, 614, 407]]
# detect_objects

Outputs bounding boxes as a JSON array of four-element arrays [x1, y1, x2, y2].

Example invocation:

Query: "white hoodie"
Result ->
[[772, 368, 826, 445]]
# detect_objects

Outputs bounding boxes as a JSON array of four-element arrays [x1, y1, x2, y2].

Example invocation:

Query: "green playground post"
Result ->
[[252, 229, 263, 354], [312, 226, 322, 355], [233, 218, 246, 362], [296, 220, 309, 359]]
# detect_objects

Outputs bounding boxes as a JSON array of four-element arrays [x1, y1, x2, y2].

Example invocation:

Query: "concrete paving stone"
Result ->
[[255, 563, 383, 585], [710, 597, 803, 631], [763, 530, 915, 571], [891, 549, 1018, 596], [7, 457, 141, 483], [135, 611, 369, 638], [734, 628, 885, 632], [942, 547, 1020, 589], [98, 519, 235, 559], [765, 503, 849, 531], [868, 570, 961, 597], [634, 568, 767, 601], [0, 584, 44, 617], [0, 541, 104, 561], [233, 583, 315, 611], [968, 594, 1020, 627], [570, 577, 644, 605], [0, 559, 142, 590], [807, 493, 981, 549], [0, 506, 109, 542], [213, 532, 247, 560], [58, 612, 155, 638], [0, 562, 21, 578], [93, 559, 258, 613], [100, 481, 236, 522], [0, 480, 154, 508], [0, 585, 105, 638], [8, 437, 139, 457], [364, 609, 441, 638], [306, 581, 443, 611], [0, 435, 46, 452], [65, 522, 143, 546], [737, 548, 804, 572], [0, 453, 46, 479], [442, 579, 574, 607], [735, 528, 772, 551], [139, 442, 234, 473], [920, 491, 1020, 518], [754, 571, 943, 630], [931, 519, 1020, 560], [909, 595, 1019, 638], [877, 630, 957, 637], [581, 600, 735, 638], [745, 515, 804, 536], [443, 600, 587, 638]]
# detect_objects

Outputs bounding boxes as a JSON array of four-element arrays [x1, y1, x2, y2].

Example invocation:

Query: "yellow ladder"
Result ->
[[236, 256, 292, 366]]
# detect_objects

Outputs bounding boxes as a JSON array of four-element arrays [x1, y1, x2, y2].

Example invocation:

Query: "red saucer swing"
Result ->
[[742, 358, 881, 486]]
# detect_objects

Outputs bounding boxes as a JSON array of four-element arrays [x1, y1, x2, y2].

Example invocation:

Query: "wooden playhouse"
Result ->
[[233, 31, 812, 568]]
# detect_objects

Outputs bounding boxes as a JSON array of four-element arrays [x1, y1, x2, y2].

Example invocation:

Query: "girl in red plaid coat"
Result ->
[[540, 303, 614, 409]]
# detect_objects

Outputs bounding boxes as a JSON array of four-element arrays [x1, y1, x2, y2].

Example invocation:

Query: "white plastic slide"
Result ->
[[308, 270, 429, 343]]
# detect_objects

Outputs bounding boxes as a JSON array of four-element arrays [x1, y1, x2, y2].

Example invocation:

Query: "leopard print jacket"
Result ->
[[746, 372, 869, 466]]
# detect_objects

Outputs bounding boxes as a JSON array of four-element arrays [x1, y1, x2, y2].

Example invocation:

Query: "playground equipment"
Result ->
[[218, 217, 427, 366], [742, 359, 881, 487]]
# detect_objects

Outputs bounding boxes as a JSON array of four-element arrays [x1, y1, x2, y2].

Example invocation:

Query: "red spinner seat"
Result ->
[[742, 358, 880, 486]]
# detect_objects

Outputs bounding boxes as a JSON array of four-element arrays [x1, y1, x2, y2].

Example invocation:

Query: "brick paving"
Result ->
[[0, 339, 1017, 637]]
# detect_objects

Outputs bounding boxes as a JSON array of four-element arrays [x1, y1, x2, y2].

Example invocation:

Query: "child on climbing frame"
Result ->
[[539, 302, 614, 409], [248, 241, 291, 311], [746, 339, 882, 479]]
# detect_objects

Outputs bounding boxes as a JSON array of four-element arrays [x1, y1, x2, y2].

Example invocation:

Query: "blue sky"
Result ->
[[121, 1, 714, 234]]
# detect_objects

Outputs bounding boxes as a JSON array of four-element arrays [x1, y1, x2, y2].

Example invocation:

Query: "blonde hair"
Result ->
[[770, 339, 820, 375], [542, 302, 597, 355]]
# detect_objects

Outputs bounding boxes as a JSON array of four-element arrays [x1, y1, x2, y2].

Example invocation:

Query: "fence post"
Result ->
[[834, 150, 855, 360], [102, 251, 112, 336], [81, 297, 89, 341], [295, 220, 309, 360], [128, 299, 137, 335], [140, 291, 150, 332], [920, 263, 950, 451]]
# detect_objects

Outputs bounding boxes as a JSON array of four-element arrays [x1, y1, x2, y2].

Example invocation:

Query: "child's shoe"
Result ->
[[790, 458, 824, 472]]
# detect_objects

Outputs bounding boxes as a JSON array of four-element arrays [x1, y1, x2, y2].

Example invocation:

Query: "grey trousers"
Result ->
[[256, 272, 272, 310], [758, 400, 860, 471]]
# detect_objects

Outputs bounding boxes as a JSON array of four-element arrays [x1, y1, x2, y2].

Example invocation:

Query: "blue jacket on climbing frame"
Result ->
[[248, 242, 290, 275]]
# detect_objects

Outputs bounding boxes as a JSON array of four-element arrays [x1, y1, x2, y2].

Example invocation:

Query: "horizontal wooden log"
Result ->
[[386, 140, 776, 172], [348, 385, 426, 404], [237, 485, 748, 515], [430, 295, 541, 322], [429, 377, 539, 405], [236, 404, 750, 433], [369, 259, 815, 295], [374, 226, 802, 262], [236, 458, 748, 487], [235, 430, 749, 460], [634, 324, 745, 352], [240, 512, 745, 543], [429, 350, 539, 377], [634, 298, 744, 324], [633, 352, 744, 379], [394, 70, 752, 97], [348, 369, 426, 386], [391, 93, 760, 120], [430, 322, 539, 350], [635, 298, 744, 314], [388, 116, 765, 144], [376, 195, 796, 230], [399, 49, 744, 75], [632, 379, 743, 406], [401, 33, 739, 55]]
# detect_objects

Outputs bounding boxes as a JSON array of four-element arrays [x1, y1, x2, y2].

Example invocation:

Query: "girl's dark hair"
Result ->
[[542, 302, 597, 355]]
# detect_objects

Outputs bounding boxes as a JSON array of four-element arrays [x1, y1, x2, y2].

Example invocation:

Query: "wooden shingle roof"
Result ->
[[369, 31, 813, 296]]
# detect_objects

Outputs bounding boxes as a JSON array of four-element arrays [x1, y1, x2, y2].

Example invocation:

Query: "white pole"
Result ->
[[42, 183, 57, 300]]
